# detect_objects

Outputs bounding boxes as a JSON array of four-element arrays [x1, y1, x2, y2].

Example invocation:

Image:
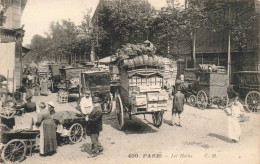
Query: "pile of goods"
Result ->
[[116, 40, 164, 69], [115, 40, 169, 112], [51, 111, 83, 124]]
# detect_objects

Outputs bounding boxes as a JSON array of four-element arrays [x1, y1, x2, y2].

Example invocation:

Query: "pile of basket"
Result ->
[[57, 90, 69, 104]]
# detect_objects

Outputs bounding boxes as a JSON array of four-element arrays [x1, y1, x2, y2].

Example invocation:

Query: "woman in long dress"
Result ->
[[40, 76, 48, 96], [225, 96, 245, 143], [36, 101, 57, 156]]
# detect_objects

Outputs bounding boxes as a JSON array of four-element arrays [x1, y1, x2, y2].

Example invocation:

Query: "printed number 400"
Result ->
[[128, 154, 138, 158]]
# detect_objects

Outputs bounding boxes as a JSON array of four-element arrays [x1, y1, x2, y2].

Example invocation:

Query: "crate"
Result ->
[[58, 91, 69, 103]]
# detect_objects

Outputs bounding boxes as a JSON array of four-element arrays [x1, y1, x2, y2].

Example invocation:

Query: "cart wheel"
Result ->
[[1, 139, 26, 163], [245, 91, 260, 113], [116, 95, 124, 130], [104, 93, 113, 114], [197, 90, 208, 109], [152, 112, 163, 128], [188, 95, 197, 107], [217, 95, 229, 109], [69, 123, 84, 144], [0, 107, 16, 119]]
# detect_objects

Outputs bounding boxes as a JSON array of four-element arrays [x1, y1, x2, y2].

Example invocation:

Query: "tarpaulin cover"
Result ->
[[0, 42, 16, 92]]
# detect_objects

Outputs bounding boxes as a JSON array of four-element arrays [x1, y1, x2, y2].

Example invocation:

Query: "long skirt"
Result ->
[[40, 82, 48, 95], [39, 119, 57, 155], [228, 117, 241, 141]]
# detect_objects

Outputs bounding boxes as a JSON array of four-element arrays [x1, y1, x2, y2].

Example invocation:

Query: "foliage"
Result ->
[[94, 0, 155, 59]]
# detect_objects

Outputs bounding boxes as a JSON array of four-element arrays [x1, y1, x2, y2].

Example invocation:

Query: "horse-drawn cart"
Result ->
[[232, 71, 260, 112], [80, 69, 113, 114], [175, 65, 229, 109], [59, 66, 86, 96], [115, 50, 168, 130]]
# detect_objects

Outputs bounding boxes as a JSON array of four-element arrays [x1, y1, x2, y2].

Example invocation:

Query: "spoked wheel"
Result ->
[[188, 95, 197, 107], [69, 123, 84, 144], [197, 90, 208, 109], [152, 112, 163, 128], [217, 95, 229, 109], [103, 93, 113, 114], [1, 139, 26, 163], [245, 91, 260, 113], [0, 107, 16, 119], [115, 95, 124, 130]]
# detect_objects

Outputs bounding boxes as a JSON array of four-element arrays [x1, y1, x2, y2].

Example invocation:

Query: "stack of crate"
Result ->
[[163, 58, 177, 87], [58, 91, 69, 103], [38, 65, 48, 77], [146, 92, 168, 112]]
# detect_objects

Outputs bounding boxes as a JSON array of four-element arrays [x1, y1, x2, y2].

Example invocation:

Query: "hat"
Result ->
[[93, 97, 101, 103], [85, 90, 91, 95], [47, 101, 55, 107], [26, 95, 32, 100], [39, 102, 46, 108]]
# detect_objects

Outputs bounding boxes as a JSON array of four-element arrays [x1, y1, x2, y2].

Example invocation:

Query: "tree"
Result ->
[[94, 0, 155, 59]]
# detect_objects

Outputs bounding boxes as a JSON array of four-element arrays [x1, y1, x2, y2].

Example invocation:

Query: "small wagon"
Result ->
[[51, 111, 86, 144], [0, 128, 39, 163], [232, 71, 260, 112], [115, 54, 168, 130]]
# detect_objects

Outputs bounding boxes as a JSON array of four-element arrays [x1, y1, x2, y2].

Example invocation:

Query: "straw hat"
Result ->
[[47, 101, 55, 107]]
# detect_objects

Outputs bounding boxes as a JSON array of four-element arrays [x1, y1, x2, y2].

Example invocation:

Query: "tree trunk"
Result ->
[[227, 6, 231, 85], [192, 30, 196, 68]]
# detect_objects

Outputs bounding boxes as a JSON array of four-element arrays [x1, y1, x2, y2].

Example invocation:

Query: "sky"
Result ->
[[21, 0, 184, 45]]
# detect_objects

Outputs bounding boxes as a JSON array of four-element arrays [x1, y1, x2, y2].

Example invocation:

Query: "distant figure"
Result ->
[[57, 80, 66, 92], [179, 74, 184, 81], [27, 73, 34, 87], [208, 65, 212, 72], [224, 96, 245, 143], [85, 97, 103, 157], [171, 87, 185, 127], [40, 75, 48, 96]]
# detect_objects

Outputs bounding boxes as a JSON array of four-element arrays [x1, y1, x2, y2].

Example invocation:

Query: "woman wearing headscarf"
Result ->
[[36, 101, 57, 156], [40, 75, 48, 96]]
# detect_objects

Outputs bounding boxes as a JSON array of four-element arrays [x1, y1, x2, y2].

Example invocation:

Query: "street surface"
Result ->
[[18, 93, 259, 164]]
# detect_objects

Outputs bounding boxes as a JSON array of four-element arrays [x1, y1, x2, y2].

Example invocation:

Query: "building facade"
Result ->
[[0, 0, 28, 91]]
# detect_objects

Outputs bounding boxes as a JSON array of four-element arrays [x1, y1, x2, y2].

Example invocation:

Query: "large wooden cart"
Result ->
[[232, 71, 260, 112], [48, 64, 68, 92], [175, 65, 229, 109], [115, 55, 168, 130], [80, 69, 113, 114], [59, 66, 86, 95]]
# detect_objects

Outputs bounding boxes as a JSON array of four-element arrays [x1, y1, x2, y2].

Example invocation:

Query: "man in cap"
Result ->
[[171, 87, 185, 127], [80, 90, 93, 115], [85, 97, 103, 157]]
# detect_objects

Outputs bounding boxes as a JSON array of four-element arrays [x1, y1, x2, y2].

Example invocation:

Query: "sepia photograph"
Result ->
[[0, 0, 259, 164]]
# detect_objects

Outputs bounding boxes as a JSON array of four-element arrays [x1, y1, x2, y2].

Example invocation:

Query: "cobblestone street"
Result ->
[[17, 93, 259, 164]]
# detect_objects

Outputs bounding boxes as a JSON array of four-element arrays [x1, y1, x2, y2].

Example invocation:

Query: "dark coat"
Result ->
[[20, 101, 36, 113], [172, 91, 185, 114], [88, 104, 103, 134]]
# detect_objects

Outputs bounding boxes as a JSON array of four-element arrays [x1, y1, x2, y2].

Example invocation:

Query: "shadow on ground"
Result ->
[[103, 111, 157, 134], [208, 133, 231, 143], [80, 143, 92, 155]]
